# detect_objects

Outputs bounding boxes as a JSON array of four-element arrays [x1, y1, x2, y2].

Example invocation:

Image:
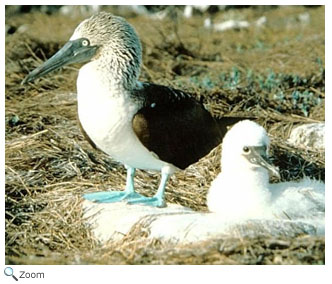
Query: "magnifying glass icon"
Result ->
[[4, 267, 18, 281]]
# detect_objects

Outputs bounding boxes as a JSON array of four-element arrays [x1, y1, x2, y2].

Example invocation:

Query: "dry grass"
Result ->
[[5, 6, 325, 264]]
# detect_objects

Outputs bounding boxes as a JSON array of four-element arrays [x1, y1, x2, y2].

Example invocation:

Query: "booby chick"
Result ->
[[207, 120, 324, 233], [22, 12, 241, 207]]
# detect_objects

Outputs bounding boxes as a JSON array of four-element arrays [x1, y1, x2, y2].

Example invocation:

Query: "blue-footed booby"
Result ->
[[207, 120, 324, 233], [22, 12, 242, 207]]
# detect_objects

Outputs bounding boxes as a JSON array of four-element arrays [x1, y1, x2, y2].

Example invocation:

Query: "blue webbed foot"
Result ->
[[83, 166, 170, 207], [127, 171, 170, 208], [84, 166, 146, 203]]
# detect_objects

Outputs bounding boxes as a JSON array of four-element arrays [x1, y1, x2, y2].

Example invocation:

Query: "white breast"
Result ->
[[207, 169, 273, 221], [76, 62, 175, 172]]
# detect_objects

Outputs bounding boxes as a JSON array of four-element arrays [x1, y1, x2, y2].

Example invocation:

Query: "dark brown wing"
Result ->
[[132, 83, 236, 169]]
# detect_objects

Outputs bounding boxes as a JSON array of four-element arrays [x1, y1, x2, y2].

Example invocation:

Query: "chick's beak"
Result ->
[[245, 146, 280, 179]]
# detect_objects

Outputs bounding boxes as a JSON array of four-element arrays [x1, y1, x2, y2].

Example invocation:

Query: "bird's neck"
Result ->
[[222, 161, 271, 201], [79, 55, 141, 96]]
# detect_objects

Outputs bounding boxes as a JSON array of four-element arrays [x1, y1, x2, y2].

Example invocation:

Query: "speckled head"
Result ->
[[71, 12, 142, 66], [223, 120, 270, 152], [22, 12, 142, 87]]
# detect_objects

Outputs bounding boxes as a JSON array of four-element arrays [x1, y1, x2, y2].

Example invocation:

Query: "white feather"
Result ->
[[207, 120, 324, 234], [77, 60, 176, 173]]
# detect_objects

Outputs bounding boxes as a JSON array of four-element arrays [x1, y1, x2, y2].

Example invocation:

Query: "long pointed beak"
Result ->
[[22, 39, 98, 84], [245, 146, 280, 179]]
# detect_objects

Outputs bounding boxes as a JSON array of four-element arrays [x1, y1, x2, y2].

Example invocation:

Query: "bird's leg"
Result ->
[[127, 171, 169, 208], [83, 166, 145, 203], [124, 166, 136, 194]]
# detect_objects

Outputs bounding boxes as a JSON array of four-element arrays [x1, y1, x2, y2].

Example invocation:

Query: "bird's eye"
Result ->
[[82, 39, 90, 46], [243, 146, 250, 153]]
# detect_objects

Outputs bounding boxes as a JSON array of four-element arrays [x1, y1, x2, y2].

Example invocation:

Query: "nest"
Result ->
[[5, 6, 325, 264]]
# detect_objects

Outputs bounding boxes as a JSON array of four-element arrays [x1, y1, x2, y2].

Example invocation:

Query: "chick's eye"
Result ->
[[82, 39, 90, 46], [243, 146, 250, 153]]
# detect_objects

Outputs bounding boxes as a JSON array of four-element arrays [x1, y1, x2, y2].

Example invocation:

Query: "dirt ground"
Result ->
[[5, 5, 325, 265]]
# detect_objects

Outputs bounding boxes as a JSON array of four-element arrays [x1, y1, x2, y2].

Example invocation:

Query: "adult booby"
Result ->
[[23, 12, 241, 207], [207, 120, 324, 233]]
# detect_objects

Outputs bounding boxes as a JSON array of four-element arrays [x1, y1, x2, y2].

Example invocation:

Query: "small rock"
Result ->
[[59, 5, 101, 17], [16, 24, 29, 34], [288, 123, 325, 150], [273, 255, 283, 264], [255, 16, 267, 27], [298, 12, 310, 24], [213, 20, 250, 31], [204, 18, 212, 29], [183, 5, 210, 18]]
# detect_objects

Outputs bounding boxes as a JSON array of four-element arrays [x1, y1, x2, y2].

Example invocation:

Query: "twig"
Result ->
[[24, 43, 43, 63], [5, 165, 32, 196]]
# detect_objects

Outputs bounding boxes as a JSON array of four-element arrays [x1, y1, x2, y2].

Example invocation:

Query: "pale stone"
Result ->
[[288, 123, 325, 150]]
